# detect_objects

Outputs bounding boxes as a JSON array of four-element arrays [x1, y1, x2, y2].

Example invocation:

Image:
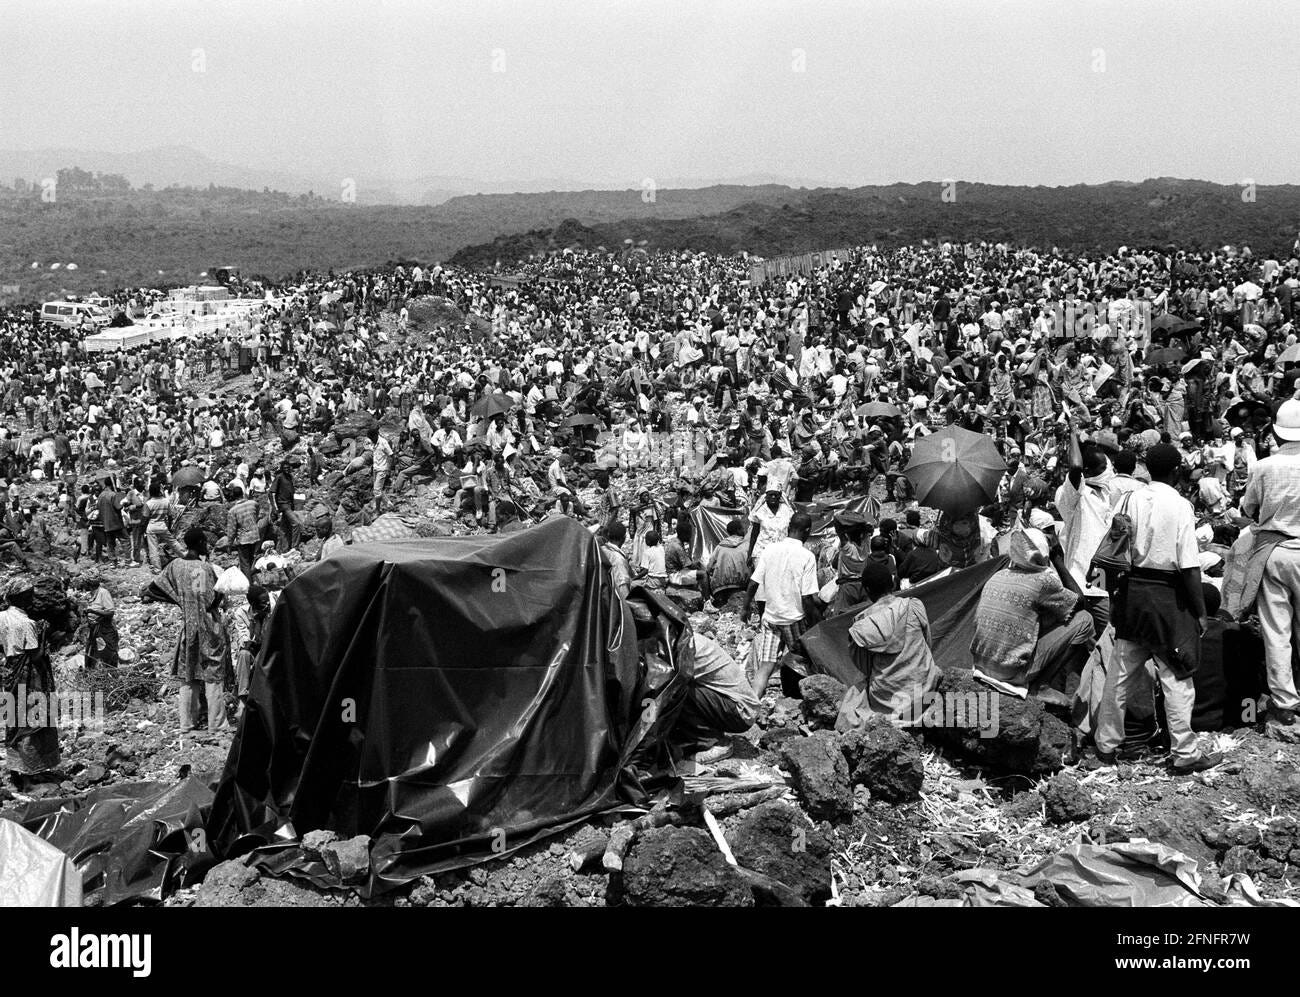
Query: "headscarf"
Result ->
[[1009, 527, 1051, 572]]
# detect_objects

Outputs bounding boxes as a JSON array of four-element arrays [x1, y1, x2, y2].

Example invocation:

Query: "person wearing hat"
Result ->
[[1094, 444, 1219, 773], [836, 560, 940, 729], [1234, 397, 1300, 725], [82, 570, 119, 670], [970, 525, 1096, 703]]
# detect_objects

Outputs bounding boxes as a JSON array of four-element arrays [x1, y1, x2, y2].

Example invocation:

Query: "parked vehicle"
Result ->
[[40, 300, 109, 330]]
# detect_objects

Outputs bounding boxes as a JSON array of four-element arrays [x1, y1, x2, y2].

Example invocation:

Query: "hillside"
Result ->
[[450, 180, 1300, 267], [6, 173, 1300, 300], [0, 173, 815, 298]]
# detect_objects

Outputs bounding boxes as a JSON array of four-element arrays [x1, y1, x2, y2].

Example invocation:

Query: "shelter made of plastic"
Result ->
[[0, 818, 82, 907], [209, 517, 674, 893]]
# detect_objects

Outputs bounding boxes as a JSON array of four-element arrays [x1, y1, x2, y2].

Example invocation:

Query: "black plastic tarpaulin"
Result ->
[[802, 556, 1009, 686], [0, 777, 216, 905], [688, 495, 881, 563], [209, 517, 674, 894]]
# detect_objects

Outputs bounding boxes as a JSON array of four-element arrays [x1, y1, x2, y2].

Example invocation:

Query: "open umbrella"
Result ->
[[314, 320, 337, 332], [171, 466, 205, 489], [1145, 346, 1186, 366], [470, 392, 514, 420], [561, 413, 604, 428], [1226, 400, 1271, 431], [856, 401, 901, 419], [1277, 343, 1300, 365], [904, 426, 1007, 515], [84, 373, 104, 389], [1151, 314, 1199, 335], [189, 396, 214, 410]]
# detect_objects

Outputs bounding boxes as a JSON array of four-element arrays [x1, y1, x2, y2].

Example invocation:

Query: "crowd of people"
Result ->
[[6, 235, 1300, 784]]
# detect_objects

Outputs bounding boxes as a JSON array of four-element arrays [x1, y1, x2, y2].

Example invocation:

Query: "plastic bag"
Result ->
[[214, 565, 249, 596]]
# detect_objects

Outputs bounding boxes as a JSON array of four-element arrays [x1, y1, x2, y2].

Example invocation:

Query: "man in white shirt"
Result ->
[[1094, 444, 1218, 774], [1238, 398, 1300, 725], [741, 512, 818, 697]]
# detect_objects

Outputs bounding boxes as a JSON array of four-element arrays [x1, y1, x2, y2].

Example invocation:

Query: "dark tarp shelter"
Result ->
[[689, 494, 881, 563], [208, 517, 683, 894], [802, 556, 1008, 686]]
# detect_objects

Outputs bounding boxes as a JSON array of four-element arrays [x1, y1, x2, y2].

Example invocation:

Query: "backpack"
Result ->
[[1092, 491, 1135, 575]]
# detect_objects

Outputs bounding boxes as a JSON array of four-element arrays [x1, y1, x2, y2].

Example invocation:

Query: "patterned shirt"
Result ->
[[1242, 441, 1300, 539], [225, 498, 262, 546], [971, 567, 1079, 684]]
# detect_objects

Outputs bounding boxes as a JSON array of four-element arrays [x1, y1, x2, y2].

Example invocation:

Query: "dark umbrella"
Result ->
[[1145, 346, 1186, 366], [904, 426, 1006, 515], [171, 466, 205, 489], [1151, 314, 1200, 335], [1226, 400, 1271, 431], [856, 401, 901, 419], [562, 413, 604, 428], [470, 392, 514, 420]]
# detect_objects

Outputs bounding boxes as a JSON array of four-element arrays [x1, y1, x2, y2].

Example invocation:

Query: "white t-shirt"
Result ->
[[753, 537, 818, 626], [1126, 481, 1199, 571]]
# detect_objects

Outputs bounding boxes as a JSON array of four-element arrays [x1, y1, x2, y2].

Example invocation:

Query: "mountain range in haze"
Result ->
[[0, 145, 836, 206]]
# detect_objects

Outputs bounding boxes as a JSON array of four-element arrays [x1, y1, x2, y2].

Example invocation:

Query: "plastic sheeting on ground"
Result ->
[[208, 517, 680, 895], [0, 817, 83, 906], [0, 778, 215, 905], [802, 556, 1009, 686], [1021, 840, 1210, 907]]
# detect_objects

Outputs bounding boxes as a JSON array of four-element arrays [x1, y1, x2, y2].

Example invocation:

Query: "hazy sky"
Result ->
[[3, 0, 1297, 186]]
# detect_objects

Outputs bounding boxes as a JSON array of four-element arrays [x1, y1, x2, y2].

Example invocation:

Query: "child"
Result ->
[[639, 530, 667, 589]]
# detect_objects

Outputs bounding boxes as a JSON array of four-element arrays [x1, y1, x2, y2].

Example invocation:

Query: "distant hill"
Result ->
[[4, 172, 1299, 300], [0, 173, 819, 296], [449, 180, 1300, 267], [0, 146, 835, 206]]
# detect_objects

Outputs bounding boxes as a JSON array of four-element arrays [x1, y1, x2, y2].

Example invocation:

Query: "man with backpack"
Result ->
[[1093, 444, 1220, 774]]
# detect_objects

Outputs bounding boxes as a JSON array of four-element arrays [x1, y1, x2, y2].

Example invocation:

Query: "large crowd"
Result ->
[[6, 236, 1300, 785]]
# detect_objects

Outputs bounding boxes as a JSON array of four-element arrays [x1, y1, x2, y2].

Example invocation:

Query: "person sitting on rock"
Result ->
[[629, 595, 757, 765], [836, 562, 940, 730], [970, 525, 1095, 704]]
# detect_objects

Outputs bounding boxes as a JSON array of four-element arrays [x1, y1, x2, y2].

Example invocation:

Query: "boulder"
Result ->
[[780, 731, 853, 822], [923, 670, 1070, 775], [798, 675, 847, 730], [838, 722, 924, 804], [301, 829, 339, 854], [665, 587, 704, 613], [729, 801, 832, 905], [320, 834, 371, 884], [1219, 845, 1262, 876], [1041, 774, 1095, 825], [619, 826, 753, 907], [195, 859, 261, 906]]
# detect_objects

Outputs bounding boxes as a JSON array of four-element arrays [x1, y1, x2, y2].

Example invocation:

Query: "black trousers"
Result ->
[[671, 683, 751, 754]]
